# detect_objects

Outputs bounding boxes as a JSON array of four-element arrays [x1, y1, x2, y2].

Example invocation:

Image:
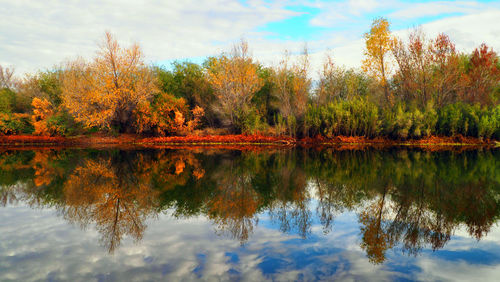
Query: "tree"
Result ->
[[272, 47, 311, 136], [407, 29, 433, 104], [317, 54, 372, 104], [206, 40, 263, 130], [0, 65, 15, 90], [13, 69, 65, 114], [0, 66, 18, 114], [464, 44, 500, 105], [134, 92, 204, 136], [31, 98, 54, 135], [62, 32, 157, 132], [362, 18, 394, 103], [429, 33, 463, 106], [155, 62, 216, 126], [392, 29, 434, 105], [252, 65, 276, 124]]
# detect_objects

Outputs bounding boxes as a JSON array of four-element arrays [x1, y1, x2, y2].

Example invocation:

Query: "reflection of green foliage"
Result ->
[[0, 150, 35, 186], [1, 147, 499, 257]]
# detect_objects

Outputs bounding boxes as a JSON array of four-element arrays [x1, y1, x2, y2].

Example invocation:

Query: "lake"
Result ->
[[0, 146, 499, 281]]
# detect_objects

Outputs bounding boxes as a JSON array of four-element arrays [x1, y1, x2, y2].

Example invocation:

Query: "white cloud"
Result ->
[[416, 256, 500, 282], [0, 0, 297, 75], [389, 1, 488, 19], [304, 9, 500, 72], [3, 196, 500, 281], [416, 10, 500, 52], [1, 0, 499, 81]]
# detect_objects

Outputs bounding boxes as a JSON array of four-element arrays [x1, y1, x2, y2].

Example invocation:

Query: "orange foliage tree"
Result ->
[[135, 92, 204, 136], [464, 44, 500, 105], [31, 97, 54, 135], [429, 33, 464, 106], [61, 32, 157, 132]]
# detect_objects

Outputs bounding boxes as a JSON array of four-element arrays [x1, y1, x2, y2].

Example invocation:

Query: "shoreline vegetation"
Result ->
[[0, 134, 497, 147], [1, 18, 499, 145]]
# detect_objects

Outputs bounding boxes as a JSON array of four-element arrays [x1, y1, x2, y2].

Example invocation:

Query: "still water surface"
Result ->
[[0, 147, 499, 281]]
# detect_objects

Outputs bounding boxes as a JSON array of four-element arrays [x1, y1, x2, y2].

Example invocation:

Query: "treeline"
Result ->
[[0, 18, 499, 139]]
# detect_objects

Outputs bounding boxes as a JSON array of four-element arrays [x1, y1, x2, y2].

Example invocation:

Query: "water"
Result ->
[[0, 147, 499, 281]]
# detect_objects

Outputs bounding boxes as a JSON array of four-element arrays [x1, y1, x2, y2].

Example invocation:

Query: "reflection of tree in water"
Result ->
[[359, 187, 394, 264], [206, 158, 262, 244], [60, 151, 206, 253], [62, 158, 155, 253], [0, 150, 69, 207], [268, 165, 311, 239], [0, 148, 499, 261]]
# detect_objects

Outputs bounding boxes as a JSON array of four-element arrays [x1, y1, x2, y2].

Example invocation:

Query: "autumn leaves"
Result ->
[[62, 32, 157, 132], [363, 18, 499, 107]]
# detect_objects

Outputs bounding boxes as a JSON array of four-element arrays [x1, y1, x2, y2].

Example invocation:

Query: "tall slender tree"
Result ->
[[362, 18, 394, 103]]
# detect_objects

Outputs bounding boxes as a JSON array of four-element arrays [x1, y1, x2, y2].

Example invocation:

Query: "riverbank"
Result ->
[[0, 134, 497, 147]]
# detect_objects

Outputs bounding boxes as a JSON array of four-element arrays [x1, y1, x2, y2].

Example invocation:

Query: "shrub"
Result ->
[[0, 113, 33, 135], [31, 97, 82, 136], [436, 103, 499, 138], [45, 110, 83, 136], [306, 98, 380, 137], [135, 92, 204, 136], [383, 102, 437, 139], [0, 88, 16, 113], [237, 107, 269, 135]]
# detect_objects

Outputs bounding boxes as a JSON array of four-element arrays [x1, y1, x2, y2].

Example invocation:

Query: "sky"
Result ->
[[1, 0, 500, 76]]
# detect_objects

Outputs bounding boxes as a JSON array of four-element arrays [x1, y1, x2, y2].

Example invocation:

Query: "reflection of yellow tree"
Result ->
[[32, 151, 58, 187], [137, 151, 205, 190], [62, 158, 160, 253], [455, 183, 497, 240], [359, 189, 393, 264], [208, 167, 261, 244], [60, 151, 205, 253]]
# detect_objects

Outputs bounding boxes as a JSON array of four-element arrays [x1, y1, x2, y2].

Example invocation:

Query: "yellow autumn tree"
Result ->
[[206, 40, 263, 129], [362, 18, 394, 103], [61, 32, 157, 132]]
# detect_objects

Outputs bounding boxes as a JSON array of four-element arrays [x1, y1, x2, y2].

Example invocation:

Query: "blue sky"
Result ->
[[256, 0, 499, 39], [1, 0, 500, 74]]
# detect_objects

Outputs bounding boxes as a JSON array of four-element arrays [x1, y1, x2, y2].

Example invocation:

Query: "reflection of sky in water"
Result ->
[[2, 202, 500, 281]]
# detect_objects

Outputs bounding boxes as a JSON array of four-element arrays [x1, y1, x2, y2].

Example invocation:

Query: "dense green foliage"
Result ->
[[436, 103, 500, 139], [306, 98, 380, 138], [306, 101, 500, 139], [0, 113, 33, 135]]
